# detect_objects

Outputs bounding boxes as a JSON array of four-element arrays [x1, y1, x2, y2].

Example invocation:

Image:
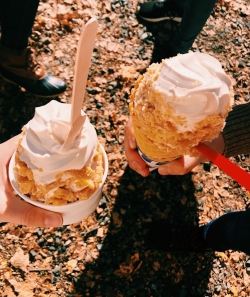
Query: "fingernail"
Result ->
[[128, 137, 137, 149], [131, 160, 142, 171], [158, 166, 170, 175], [141, 169, 149, 177], [45, 214, 62, 227]]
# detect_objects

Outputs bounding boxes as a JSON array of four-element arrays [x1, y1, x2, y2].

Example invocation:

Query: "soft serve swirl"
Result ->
[[19, 100, 97, 185], [154, 52, 233, 132]]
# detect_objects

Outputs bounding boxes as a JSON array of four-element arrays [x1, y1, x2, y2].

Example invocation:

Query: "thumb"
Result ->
[[4, 194, 63, 227], [125, 118, 137, 149]]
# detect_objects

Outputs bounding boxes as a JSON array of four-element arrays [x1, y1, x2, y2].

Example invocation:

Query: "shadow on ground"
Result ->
[[74, 166, 214, 297]]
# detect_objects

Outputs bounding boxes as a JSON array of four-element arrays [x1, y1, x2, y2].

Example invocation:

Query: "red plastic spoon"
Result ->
[[196, 143, 250, 191]]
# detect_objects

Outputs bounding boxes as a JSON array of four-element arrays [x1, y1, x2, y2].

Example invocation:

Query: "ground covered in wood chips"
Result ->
[[0, 0, 250, 296]]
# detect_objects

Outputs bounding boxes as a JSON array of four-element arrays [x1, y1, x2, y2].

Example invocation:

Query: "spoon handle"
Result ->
[[63, 18, 98, 148], [196, 143, 250, 191]]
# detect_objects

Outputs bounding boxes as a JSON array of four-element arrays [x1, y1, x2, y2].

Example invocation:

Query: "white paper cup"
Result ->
[[137, 147, 169, 171], [8, 145, 109, 225]]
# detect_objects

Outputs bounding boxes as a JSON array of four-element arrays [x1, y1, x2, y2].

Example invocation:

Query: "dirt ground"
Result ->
[[0, 0, 250, 296]]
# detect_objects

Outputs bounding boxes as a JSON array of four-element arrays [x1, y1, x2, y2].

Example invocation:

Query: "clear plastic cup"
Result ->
[[8, 145, 108, 225]]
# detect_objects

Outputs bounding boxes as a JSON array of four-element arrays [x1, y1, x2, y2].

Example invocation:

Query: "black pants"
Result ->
[[0, 0, 40, 49], [173, 0, 217, 53], [204, 209, 250, 255]]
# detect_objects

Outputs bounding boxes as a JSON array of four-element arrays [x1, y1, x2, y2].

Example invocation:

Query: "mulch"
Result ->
[[0, 0, 250, 296]]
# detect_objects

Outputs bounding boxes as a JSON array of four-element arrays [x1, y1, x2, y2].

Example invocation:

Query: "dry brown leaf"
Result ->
[[229, 285, 238, 296], [11, 281, 36, 297], [54, 50, 64, 58], [97, 227, 104, 237], [94, 77, 108, 84], [66, 259, 78, 273], [2, 286, 16, 297], [216, 252, 228, 261], [42, 256, 53, 267], [10, 247, 29, 272], [153, 261, 161, 271], [243, 271, 250, 286], [119, 65, 138, 80], [112, 211, 122, 228]]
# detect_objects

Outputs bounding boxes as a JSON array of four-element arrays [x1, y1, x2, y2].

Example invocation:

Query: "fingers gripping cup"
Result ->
[[8, 100, 109, 225], [9, 145, 108, 225]]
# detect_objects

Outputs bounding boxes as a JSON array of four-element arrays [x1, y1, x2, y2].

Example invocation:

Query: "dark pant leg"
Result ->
[[173, 0, 217, 53], [0, 0, 40, 49], [204, 209, 250, 255]]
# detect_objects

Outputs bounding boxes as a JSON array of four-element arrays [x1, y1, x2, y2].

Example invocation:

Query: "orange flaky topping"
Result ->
[[14, 144, 104, 205]]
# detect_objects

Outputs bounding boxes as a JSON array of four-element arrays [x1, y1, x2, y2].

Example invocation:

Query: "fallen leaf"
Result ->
[[66, 259, 78, 273], [54, 50, 64, 58], [2, 285, 16, 297], [10, 247, 29, 272], [12, 281, 36, 297], [112, 212, 122, 228]]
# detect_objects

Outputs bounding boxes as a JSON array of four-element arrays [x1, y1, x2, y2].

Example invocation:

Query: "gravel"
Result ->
[[0, 0, 250, 296]]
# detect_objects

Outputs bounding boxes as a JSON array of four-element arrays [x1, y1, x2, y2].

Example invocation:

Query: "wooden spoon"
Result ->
[[63, 18, 98, 149]]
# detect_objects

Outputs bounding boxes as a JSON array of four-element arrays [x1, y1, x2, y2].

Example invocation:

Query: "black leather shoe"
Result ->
[[0, 68, 67, 98], [0, 45, 67, 97]]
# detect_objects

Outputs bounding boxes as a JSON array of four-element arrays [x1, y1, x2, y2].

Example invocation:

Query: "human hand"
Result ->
[[158, 133, 225, 175], [124, 117, 206, 177], [124, 118, 203, 176], [125, 117, 225, 177], [0, 136, 63, 227], [124, 118, 149, 177], [158, 155, 206, 175]]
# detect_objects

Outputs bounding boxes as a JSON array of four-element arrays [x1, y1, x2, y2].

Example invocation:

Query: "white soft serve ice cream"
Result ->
[[154, 52, 232, 132], [130, 52, 233, 162], [18, 100, 97, 185], [14, 100, 104, 205]]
